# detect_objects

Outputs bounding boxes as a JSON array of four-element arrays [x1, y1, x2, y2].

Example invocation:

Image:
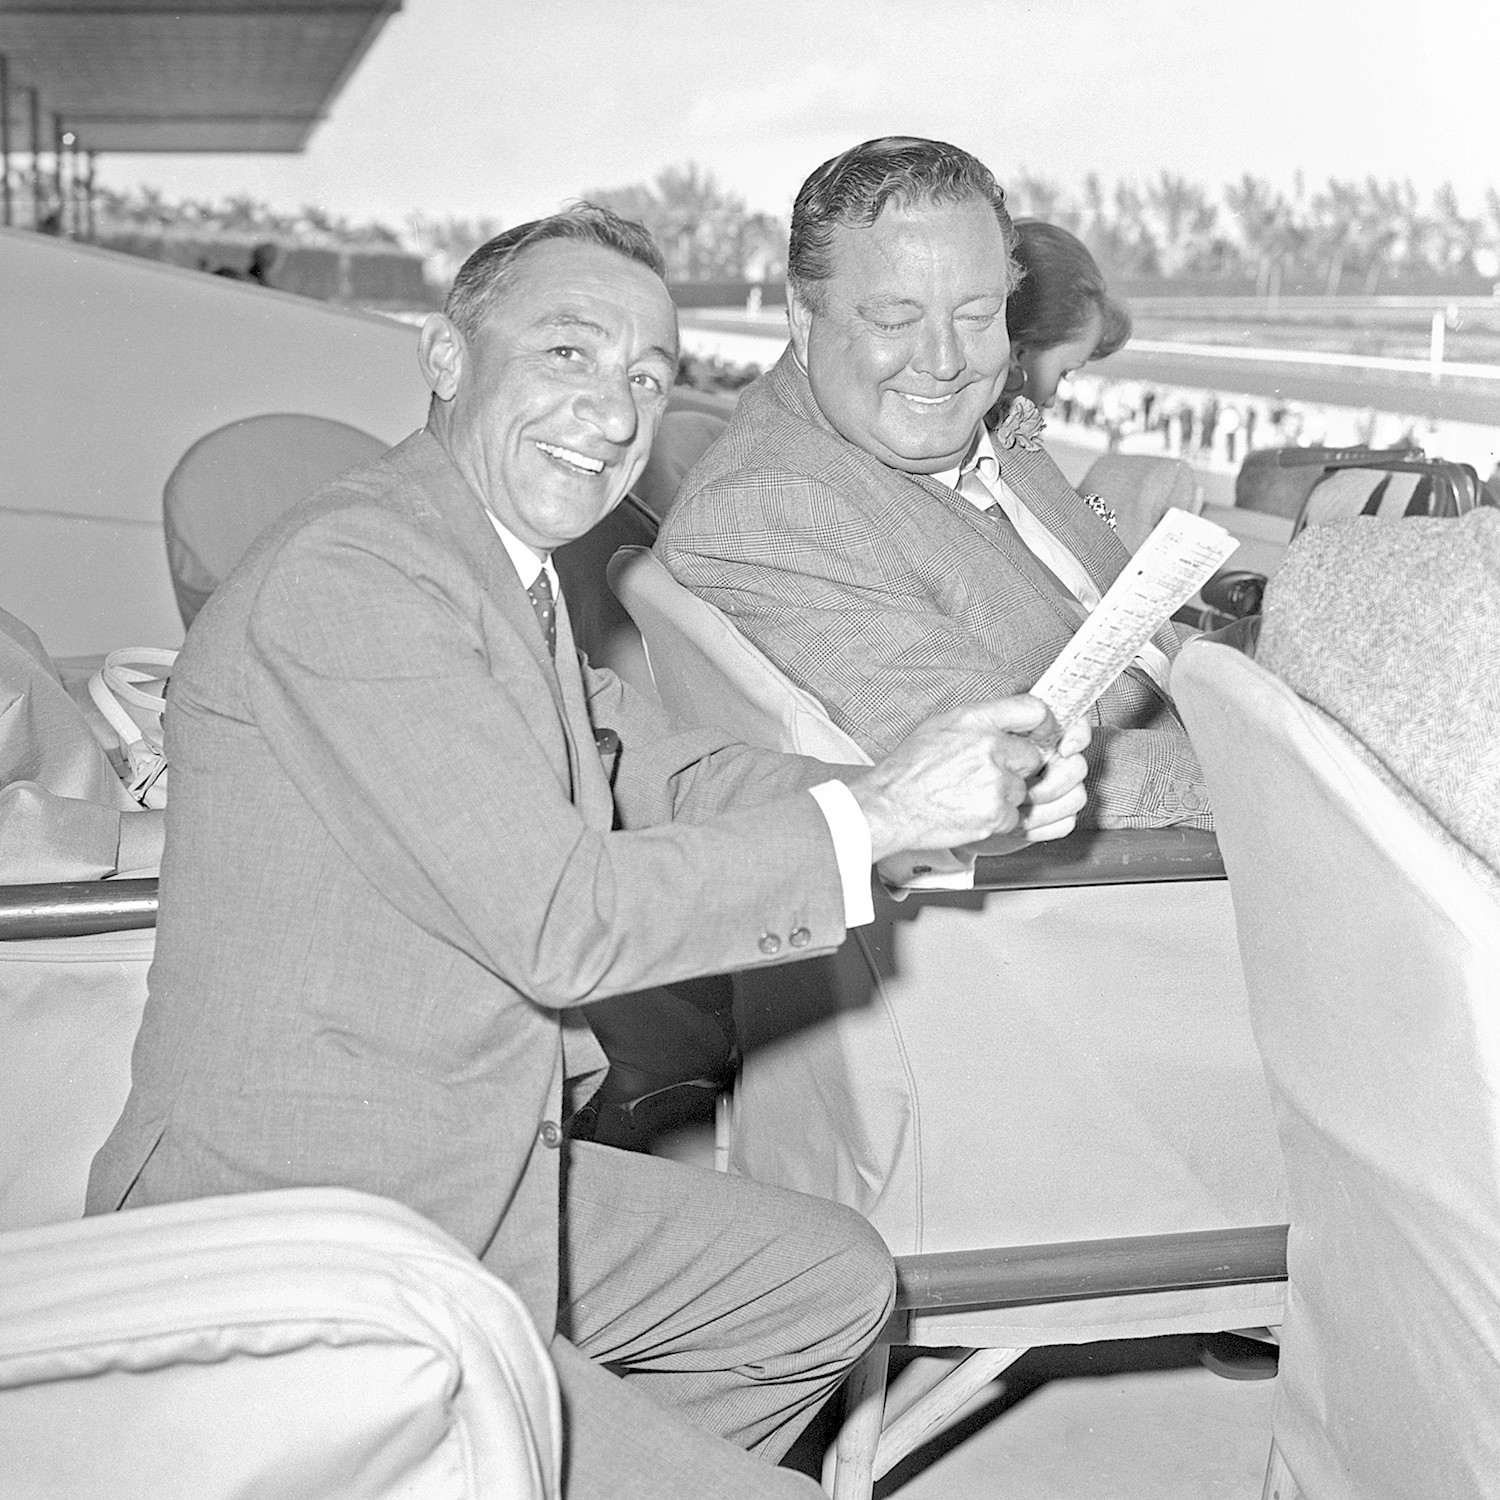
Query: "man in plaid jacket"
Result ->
[[658, 138, 1211, 830]]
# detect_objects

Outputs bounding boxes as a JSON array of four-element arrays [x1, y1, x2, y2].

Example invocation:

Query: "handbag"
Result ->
[[87, 648, 178, 809]]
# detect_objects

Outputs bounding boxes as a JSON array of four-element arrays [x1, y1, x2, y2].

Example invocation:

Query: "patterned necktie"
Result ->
[[527, 568, 557, 658]]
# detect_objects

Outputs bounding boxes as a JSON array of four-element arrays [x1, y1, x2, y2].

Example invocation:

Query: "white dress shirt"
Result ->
[[485, 507, 875, 928], [938, 429, 1175, 699]]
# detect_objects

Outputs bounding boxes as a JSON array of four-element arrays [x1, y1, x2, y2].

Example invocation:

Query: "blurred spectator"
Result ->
[[245, 242, 283, 287]]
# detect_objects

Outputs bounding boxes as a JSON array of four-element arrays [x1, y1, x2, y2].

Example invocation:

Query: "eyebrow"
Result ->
[[536, 314, 677, 367], [536, 313, 610, 340], [854, 298, 922, 317]]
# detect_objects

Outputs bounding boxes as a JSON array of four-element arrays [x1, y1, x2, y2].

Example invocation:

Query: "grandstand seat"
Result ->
[[1078, 452, 1202, 552], [1292, 453, 1483, 537], [1, 901, 560, 1499], [631, 405, 730, 522], [163, 413, 388, 628], [0, 1188, 561, 1500], [609, 545, 1288, 1500], [1176, 641, 1500, 1500]]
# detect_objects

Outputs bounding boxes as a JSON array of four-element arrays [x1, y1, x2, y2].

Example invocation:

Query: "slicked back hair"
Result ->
[[443, 203, 668, 340], [1006, 219, 1133, 358], [788, 136, 1021, 310]]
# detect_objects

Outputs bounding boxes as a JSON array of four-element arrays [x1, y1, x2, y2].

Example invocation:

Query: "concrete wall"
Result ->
[[1, 228, 426, 655]]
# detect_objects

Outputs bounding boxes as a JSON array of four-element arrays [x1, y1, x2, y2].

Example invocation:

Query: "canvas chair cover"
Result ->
[[0, 607, 162, 883], [163, 413, 387, 628], [0, 1188, 561, 1500], [610, 547, 1287, 1348], [1176, 641, 1500, 1500], [0, 925, 153, 1230]]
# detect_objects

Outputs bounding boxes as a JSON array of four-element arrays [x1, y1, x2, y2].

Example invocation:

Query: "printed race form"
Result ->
[[1032, 509, 1239, 731]]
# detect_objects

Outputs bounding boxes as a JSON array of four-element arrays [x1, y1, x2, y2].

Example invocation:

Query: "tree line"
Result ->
[[1007, 170, 1500, 295], [35, 163, 1500, 296]]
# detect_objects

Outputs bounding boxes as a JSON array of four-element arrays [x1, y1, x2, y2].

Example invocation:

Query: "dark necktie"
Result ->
[[527, 568, 557, 658]]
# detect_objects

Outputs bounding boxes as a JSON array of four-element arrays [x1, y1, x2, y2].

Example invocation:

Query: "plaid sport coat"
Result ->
[[657, 349, 1212, 829]]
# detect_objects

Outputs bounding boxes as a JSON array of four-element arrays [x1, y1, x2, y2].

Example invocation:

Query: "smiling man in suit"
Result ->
[[86, 207, 1088, 1498], [658, 137, 1210, 829]]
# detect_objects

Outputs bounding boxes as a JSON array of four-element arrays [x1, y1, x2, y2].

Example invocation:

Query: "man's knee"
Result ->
[[804, 1197, 897, 1358]]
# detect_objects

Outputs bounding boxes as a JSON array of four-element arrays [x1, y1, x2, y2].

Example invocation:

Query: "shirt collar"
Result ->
[[484, 508, 558, 594], [933, 426, 1000, 502]]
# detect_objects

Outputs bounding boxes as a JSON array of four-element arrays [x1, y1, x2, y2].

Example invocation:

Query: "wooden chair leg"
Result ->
[[872, 1346, 1025, 1481], [826, 1344, 890, 1500], [1262, 1439, 1301, 1500], [879, 1351, 967, 1425]]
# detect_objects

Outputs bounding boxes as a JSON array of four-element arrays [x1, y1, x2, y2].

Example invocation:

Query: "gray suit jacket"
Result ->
[[86, 429, 848, 1335], [657, 350, 1210, 829]]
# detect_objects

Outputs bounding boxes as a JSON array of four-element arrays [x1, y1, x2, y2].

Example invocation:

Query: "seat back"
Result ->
[[163, 413, 387, 628], [1078, 453, 1202, 552], [0, 1188, 561, 1499], [611, 550, 1285, 1349], [1175, 641, 1500, 1500], [631, 406, 730, 522], [1294, 460, 1475, 537], [607, 546, 871, 763], [0, 926, 154, 1230]]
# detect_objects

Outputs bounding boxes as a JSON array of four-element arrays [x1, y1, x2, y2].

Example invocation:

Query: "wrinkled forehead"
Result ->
[[488, 239, 679, 353]]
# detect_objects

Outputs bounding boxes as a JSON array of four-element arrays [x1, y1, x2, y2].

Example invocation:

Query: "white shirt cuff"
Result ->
[[807, 780, 875, 929]]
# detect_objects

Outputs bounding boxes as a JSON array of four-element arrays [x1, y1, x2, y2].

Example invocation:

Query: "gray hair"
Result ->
[[443, 203, 668, 339], [788, 137, 1021, 310]]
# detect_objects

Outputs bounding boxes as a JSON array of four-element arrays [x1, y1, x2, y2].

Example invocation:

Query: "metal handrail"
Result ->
[[894, 1223, 1287, 1314], [970, 826, 1224, 891], [0, 878, 158, 940]]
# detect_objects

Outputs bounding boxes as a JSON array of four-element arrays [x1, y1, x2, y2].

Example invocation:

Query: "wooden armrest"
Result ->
[[969, 827, 1224, 890], [0, 878, 159, 940], [893, 1224, 1288, 1313]]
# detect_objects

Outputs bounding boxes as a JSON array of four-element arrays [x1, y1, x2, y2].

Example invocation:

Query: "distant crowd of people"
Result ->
[[1049, 374, 1430, 470]]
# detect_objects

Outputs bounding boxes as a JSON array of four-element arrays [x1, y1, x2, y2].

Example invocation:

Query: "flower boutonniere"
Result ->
[[991, 394, 1047, 453]]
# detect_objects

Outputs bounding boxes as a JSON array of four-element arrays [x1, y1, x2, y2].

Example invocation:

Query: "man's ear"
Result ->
[[418, 314, 465, 402], [785, 282, 814, 372]]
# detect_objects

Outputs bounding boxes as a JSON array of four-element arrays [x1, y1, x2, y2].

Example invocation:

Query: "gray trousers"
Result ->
[[554, 1142, 896, 1499]]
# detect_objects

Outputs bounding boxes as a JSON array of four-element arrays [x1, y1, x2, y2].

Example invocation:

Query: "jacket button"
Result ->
[[758, 932, 781, 956], [1182, 790, 1205, 812], [538, 1120, 562, 1148], [789, 926, 811, 949]]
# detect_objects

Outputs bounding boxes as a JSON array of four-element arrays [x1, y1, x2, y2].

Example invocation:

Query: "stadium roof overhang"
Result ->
[[0, 0, 401, 153]]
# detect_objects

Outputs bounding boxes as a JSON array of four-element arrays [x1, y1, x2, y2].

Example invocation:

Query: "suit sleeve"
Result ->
[[576, 657, 867, 828], [659, 471, 1211, 830], [243, 509, 850, 1009]]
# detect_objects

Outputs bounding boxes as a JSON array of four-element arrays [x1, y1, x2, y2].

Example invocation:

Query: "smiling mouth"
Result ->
[[894, 392, 955, 407], [535, 440, 606, 475]]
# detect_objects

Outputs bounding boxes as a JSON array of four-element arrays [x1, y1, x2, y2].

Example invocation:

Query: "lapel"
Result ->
[[907, 469, 1091, 633], [384, 431, 614, 819], [997, 429, 1183, 662]]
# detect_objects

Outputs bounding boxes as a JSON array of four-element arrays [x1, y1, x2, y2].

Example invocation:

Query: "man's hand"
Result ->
[[848, 697, 1082, 863], [1018, 716, 1090, 843]]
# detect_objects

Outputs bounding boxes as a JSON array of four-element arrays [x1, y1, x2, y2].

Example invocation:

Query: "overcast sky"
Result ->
[[95, 0, 1499, 228]]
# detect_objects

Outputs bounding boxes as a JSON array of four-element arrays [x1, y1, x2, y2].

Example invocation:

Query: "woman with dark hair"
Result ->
[[997, 220, 1132, 412]]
